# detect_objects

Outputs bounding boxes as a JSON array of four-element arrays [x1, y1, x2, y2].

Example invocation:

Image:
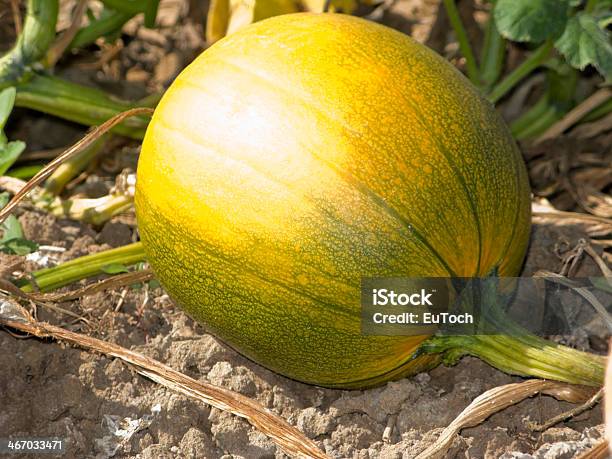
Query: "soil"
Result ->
[[0, 212, 607, 459], [0, 0, 610, 458]]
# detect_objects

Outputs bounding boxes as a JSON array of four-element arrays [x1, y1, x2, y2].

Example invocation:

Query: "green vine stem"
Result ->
[[100, 0, 160, 28], [101, 0, 149, 16], [585, 0, 599, 13], [44, 135, 108, 195], [422, 333, 604, 386], [582, 97, 612, 123], [510, 94, 550, 138], [15, 74, 151, 139], [418, 279, 605, 387], [7, 164, 44, 180], [479, 0, 505, 90], [69, 9, 133, 50], [513, 104, 561, 140], [18, 241, 147, 292], [442, 0, 480, 85], [0, 0, 59, 89], [43, 193, 134, 226], [0, 0, 156, 138], [511, 66, 578, 140], [488, 41, 553, 104]]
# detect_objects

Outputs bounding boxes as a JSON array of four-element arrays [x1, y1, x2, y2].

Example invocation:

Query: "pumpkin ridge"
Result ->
[[327, 172, 458, 277], [330, 43, 488, 276], [205, 55, 481, 275], [176, 237, 360, 319], [493, 142, 529, 274], [152, 119, 446, 277], [310, 38, 485, 276], [177, 58, 376, 147], [155, 103, 458, 278], [152, 117, 369, 240], [328, 36, 520, 276], [391, 92, 483, 276]]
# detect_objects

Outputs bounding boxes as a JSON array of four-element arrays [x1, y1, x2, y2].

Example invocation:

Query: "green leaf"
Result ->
[[1, 215, 23, 242], [86, 7, 97, 22], [144, 0, 160, 28], [7, 164, 44, 180], [0, 215, 39, 255], [0, 191, 9, 208], [148, 279, 161, 289], [0, 87, 16, 132], [0, 192, 38, 255], [0, 192, 22, 242], [494, 0, 571, 43], [1, 238, 39, 255], [592, 0, 612, 12], [597, 12, 612, 28], [555, 12, 612, 81], [0, 88, 25, 172], [0, 141, 26, 175], [101, 262, 130, 274]]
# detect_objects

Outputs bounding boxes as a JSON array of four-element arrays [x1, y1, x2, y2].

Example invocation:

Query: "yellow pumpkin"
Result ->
[[135, 13, 531, 388]]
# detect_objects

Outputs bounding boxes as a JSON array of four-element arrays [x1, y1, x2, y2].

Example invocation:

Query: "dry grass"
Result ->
[[0, 297, 328, 459]]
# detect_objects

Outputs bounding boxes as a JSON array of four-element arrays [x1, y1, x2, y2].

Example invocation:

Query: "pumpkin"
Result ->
[[135, 12, 531, 388]]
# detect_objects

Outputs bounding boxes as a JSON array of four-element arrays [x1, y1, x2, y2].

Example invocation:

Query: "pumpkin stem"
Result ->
[[418, 278, 605, 387], [421, 333, 604, 386]]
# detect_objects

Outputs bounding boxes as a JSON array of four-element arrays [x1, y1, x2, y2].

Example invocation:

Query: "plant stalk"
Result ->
[[510, 94, 550, 137], [15, 74, 150, 139], [422, 333, 604, 387], [101, 0, 148, 16], [442, 0, 480, 85], [100, 0, 160, 28], [7, 164, 44, 180], [0, 0, 59, 89], [419, 280, 605, 387], [581, 98, 612, 123], [69, 9, 132, 50], [488, 41, 553, 104], [585, 0, 599, 13], [479, 0, 505, 90], [19, 241, 146, 292], [514, 105, 561, 140], [44, 135, 108, 195], [43, 193, 134, 226]]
